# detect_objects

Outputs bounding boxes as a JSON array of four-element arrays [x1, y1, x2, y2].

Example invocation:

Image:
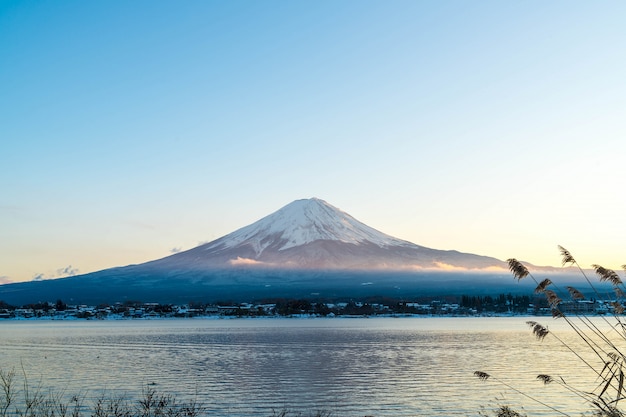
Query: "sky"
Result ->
[[2, 1, 625, 284]]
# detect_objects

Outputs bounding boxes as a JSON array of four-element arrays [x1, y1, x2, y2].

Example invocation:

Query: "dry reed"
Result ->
[[476, 246, 626, 416]]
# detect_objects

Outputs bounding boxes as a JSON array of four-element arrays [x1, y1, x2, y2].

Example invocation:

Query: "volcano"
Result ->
[[1, 198, 525, 305], [148, 197, 506, 271]]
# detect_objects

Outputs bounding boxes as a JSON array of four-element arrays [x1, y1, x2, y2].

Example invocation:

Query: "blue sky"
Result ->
[[2, 1, 625, 283]]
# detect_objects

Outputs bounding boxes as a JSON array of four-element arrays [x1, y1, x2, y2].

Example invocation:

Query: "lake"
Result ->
[[0, 317, 616, 416]]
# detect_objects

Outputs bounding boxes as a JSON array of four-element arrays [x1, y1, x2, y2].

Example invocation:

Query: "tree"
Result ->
[[55, 299, 67, 311]]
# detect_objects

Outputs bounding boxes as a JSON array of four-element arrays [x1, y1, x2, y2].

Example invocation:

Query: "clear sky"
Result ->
[[2, 1, 625, 284]]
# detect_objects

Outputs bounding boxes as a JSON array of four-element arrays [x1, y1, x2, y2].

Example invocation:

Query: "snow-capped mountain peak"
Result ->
[[204, 198, 410, 256], [149, 197, 507, 271]]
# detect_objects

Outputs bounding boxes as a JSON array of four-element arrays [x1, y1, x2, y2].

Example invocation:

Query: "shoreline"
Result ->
[[0, 311, 582, 321]]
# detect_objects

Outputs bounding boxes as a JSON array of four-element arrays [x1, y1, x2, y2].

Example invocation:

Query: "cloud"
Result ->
[[56, 265, 79, 277], [0, 276, 13, 284], [170, 247, 182, 254], [433, 262, 469, 272], [228, 257, 266, 266], [0, 205, 24, 215], [32, 265, 80, 282], [32, 273, 46, 281], [431, 262, 507, 273], [389, 263, 506, 273], [481, 265, 507, 272]]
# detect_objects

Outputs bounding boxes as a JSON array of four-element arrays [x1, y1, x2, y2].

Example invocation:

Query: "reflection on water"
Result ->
[[0, 318, 610, 416]]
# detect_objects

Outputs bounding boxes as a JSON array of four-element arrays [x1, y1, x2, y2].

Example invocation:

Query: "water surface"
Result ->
[[0, 317, 612, 416]]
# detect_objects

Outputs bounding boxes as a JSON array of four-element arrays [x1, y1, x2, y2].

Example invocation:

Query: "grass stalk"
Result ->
[[477, 246, 626, 416]]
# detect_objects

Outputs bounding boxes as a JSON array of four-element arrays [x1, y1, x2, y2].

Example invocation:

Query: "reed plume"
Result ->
[[477, 246, 626, 416], [534, 278, 552, 294], [566, 286, 585, 300], [536, 374, 553, 384], [558, 245, 576, 266], [474, 371, 491, 381], [507, 259, 529, 281], [593, 265, 623, 286], [526, 321, 549, 341]]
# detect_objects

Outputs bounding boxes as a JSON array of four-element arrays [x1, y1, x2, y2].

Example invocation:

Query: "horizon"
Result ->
[[2, 1, 625, 284]]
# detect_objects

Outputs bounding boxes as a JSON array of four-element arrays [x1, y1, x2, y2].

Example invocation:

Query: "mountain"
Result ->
[[1, 198, 547, 305], [143, 197, 507, 271]]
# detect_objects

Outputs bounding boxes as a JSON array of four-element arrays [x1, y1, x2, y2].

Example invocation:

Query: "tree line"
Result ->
[[0, 293, 553, 318]]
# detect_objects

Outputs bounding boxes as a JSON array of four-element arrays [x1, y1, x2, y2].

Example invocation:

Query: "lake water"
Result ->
[[0, 317, 617, 416]]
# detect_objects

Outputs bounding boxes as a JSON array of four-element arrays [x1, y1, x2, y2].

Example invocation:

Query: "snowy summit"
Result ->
[[207, 198, 412, 255]]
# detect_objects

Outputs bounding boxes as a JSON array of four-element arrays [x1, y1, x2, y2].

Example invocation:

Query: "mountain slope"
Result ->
[[145, 197, 506, 271]]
